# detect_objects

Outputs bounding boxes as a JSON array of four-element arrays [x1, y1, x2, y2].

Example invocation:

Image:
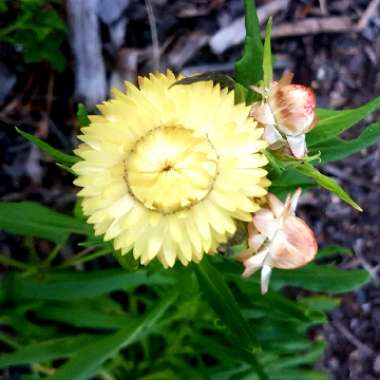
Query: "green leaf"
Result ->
[[307, 96, 380, 146], [16, 128, 79, 165], [234, 0, 263, 90], [0, 335, 96, 369], [47, 293, 177, 380], [0, 201, 90, 243], [269, 369, 328, 380], [194, 257, 259, 350], [269, 341, 326, 370], [299, 296, 340, 312], [269, 168, 314, 200], [4, 269, 174, 302], [271, 264, 370, 294], [311, 122, 380, 163], [170, 73, 236, 91], [262, 17, 273, 88], [317, 245, 352, 259], [34, 302, 133, 330], [77, 103, 90, 127], [213, 259, 322, 324], [296, 163, 362, 211]]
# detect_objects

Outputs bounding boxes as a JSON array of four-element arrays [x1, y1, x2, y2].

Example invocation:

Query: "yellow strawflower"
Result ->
[[73, 71, 269, 267]]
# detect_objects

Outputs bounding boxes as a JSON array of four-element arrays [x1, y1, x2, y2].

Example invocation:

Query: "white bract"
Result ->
[[241, 188, 318, 294], [250, 72, 318, 159]]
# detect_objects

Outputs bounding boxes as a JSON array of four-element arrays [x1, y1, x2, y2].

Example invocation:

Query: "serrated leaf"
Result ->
[[296, 163, 362, 211], [0, 201, 90, 243], [308, 96, 380, 146], [48, 293, 177, 380], [16, 128, 79, 165], [234, 0, 263, 90], [310, 122, 380, 163], [262, 17, 273, 88]]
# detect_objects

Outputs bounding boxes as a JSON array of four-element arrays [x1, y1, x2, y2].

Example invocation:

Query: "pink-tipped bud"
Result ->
[[269, 84, 317, 136], [240, 189, 318, 294]]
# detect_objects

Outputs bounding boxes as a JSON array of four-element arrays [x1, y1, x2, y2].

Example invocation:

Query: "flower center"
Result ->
[[125, 126, 218, 214]]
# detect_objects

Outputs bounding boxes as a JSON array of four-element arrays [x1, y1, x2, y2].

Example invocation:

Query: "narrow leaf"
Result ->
[[262, 17, 273, 88], [48, 293, 177, 380], [299, 296, 340, 312], [194, 257, 259, 350], [16, 128, 79, 165], [296, 163, 362, 211], [0, 201, 91, 243], [271, 264, 370, 294], [170, 73, 236, 91], [307, 96, 380, 146], [311, 122, 380, 163], [234, 0, 263, 89], [5, 269, 174, 302], [34, 303, 133, 330], [77, 103, 90, 127], [0, 335, 96, 368], [317, 245, 351, 259]]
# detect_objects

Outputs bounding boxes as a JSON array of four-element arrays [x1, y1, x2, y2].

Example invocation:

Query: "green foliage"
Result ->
[[16, 128, 79, 166], [235, 0, 263, 102], [0, 201, 90, 243], [49, 294, 177, 380], [311, 121, 380, 163], [195, 257, 259, 350], [233, 2, 380, 209], [296, 163, 362, 211], [0, 0, 67, 71], [77, 103, 91, 127], [308, 96, 380, 146], [0, 199, 367, 379], [262, 18, 273, 89], [1, 235, 363, 379]]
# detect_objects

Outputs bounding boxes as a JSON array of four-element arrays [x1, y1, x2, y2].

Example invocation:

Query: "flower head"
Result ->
[[250, 72, 318, 159], [241, 188, 318, 294], [73, 71, 269, 267]]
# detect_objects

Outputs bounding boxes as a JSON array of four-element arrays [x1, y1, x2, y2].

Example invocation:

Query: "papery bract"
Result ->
[[249, 72, 318, 159], [241, 188, 318, 294]]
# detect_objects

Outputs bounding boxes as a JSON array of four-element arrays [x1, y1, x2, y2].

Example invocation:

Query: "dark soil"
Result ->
[[1, 0, 380, 379]]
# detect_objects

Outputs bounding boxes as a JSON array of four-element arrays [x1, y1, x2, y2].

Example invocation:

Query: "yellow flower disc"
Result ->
[[73, 71, 269, 267]]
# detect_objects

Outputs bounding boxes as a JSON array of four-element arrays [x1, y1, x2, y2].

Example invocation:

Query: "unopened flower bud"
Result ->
[[269, 84, 317, 136], [241, 188, 318, 294], [249, 72, 318, 159]]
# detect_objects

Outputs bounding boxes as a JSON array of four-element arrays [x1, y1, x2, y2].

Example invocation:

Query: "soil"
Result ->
[[1, 0, 380, 379]]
